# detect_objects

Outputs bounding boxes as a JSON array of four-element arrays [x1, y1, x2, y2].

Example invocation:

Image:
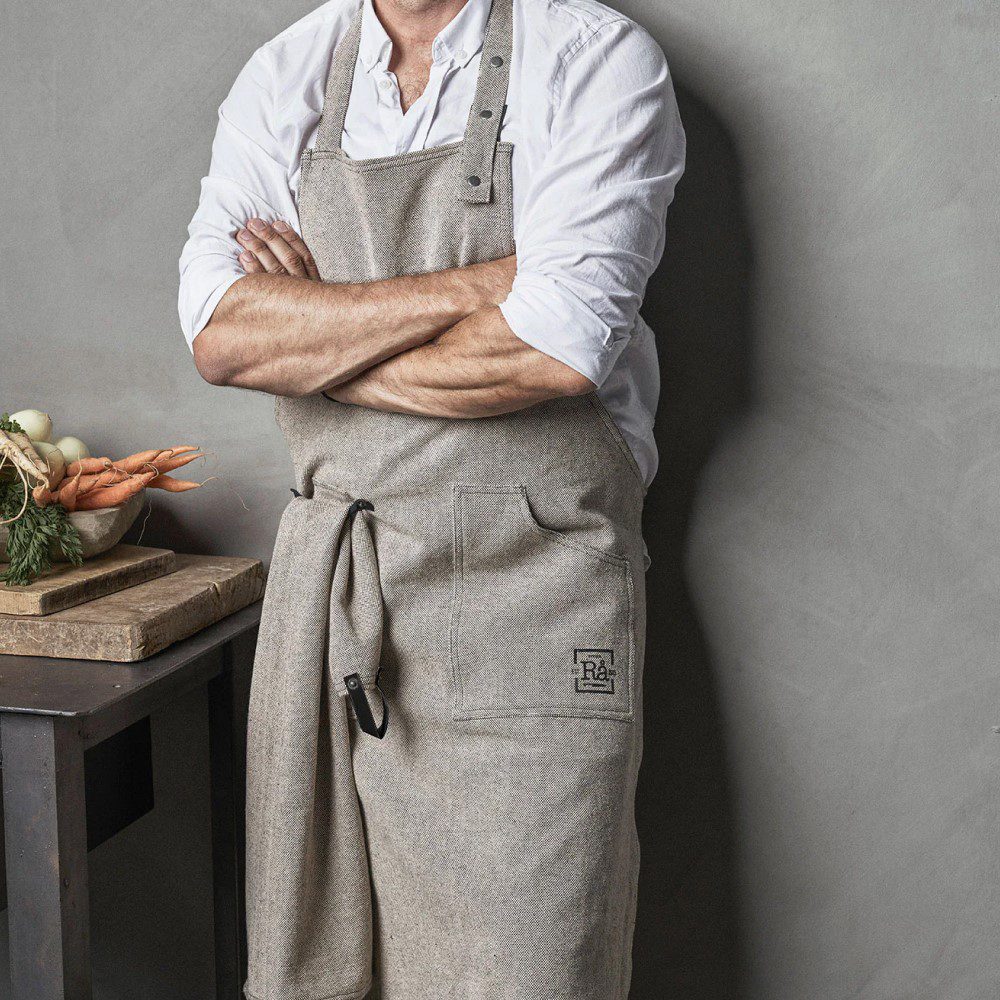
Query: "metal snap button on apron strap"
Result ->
[[467, 175, 482, 187], [480, 109, 493, 118], [490, 55, 504, 66]]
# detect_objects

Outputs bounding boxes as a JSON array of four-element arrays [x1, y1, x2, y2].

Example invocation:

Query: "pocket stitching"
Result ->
[[450, 484, 634, 722], [510, 487, 628, 568]]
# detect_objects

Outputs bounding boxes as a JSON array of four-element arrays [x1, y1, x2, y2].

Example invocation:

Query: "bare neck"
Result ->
[[373, 0, 470, 60]]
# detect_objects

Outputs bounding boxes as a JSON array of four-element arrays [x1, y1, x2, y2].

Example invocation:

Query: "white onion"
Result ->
[[53, 436, 91, 465], [9, 409, 52, 442]]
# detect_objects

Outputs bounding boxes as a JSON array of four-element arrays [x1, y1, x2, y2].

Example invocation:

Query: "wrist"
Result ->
[[447, 257, 515, 316]]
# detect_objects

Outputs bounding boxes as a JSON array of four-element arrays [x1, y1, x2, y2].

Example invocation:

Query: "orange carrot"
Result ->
[[66, 457, 111, 477], [32, 484, 56, 507], [115, 449, 163, 474], [74, 471, 156, 511], [152, 452, 204, 474], [148, 475, 202, 492], [56, 469, 84, 512], [76, 469, 130, 494]]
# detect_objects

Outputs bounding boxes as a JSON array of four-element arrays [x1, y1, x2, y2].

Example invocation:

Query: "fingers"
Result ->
[[236, 218, 317, 278], [239, 250, 265, 274], [274, 221, 321, 280], [236, 220, 294, 275]]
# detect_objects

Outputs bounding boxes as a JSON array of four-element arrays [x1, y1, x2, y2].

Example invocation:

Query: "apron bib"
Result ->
[[245, 1, 647, 996]]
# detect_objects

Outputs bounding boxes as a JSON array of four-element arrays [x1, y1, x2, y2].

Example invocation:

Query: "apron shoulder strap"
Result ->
[[314, 0, 514, 192], [458, 0, 515, 206], [315, 6, 364, 153]]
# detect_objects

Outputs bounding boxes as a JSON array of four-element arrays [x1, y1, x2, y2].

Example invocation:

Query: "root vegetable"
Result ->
[[66, 457, 110, 477], [0, 430, 48, 487], [73, 471, 157, 511], [153, 452, 204, 474], [117, 449, 162, 474], [32, 441, 66, 490], [9, 409, 52, 443], [54, 436, 91, 465], [148, 475, 202, 492], [56, 469, 84, 512], [76, 469, 129, 494], [32, 484, 56, 507]]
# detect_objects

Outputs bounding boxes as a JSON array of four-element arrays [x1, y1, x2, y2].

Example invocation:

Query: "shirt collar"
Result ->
[[358, 0, 491, 73], [359, 1, 392, 72]]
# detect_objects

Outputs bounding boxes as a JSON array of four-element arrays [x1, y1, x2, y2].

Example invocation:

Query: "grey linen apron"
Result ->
[[245, 0, 648, 996]]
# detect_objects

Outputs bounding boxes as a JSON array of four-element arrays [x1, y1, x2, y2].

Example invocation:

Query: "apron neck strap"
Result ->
[[458, 0, 514, 205], [315, 9, 364, 153], [315, 0, 514, 204]]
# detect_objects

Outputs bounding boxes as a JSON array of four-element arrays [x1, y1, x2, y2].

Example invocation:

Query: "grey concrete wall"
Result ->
[[1, 0, 997, 997]]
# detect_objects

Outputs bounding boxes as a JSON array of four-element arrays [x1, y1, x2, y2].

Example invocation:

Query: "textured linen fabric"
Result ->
[[244, 0, 648, 997], [246, 497, 378, 1000], [177, 0, 685, 484]]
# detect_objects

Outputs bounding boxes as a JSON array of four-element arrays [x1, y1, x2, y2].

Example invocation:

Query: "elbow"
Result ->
[[556, 366, 597, 397], [192, 325, 237, 387], [517, 352, 596, 402], [545, 361, 596, 399]]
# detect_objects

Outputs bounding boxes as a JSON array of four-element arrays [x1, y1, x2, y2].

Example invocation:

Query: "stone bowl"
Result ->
[[0, 492, 145, 562]]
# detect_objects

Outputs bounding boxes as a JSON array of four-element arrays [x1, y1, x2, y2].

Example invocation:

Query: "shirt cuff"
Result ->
[[498, 271, 626, 388], [179, 260, 245, 352]]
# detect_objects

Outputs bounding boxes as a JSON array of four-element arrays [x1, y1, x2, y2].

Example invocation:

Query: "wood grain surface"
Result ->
[[0, 555, 265, 662], [0, 545, 176, 616]]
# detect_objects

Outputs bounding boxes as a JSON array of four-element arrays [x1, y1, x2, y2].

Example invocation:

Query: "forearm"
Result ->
[[193, 260, 510, 397], [327, 307, 594, 418]]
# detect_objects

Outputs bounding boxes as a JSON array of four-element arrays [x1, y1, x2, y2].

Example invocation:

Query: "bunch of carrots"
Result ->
[[32, 447, 206, 512]]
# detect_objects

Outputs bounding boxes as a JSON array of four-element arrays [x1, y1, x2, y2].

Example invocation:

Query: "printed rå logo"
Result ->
[[572, 649, 616, 695]]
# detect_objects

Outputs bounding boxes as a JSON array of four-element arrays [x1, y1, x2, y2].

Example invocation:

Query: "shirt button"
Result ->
[[456, 48, 467, 61], [378, 78, 392, 90]]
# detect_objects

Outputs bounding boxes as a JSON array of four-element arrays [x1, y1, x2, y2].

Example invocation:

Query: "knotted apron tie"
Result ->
[[285, 487, 386, 739], [246, 488, 387, 989]]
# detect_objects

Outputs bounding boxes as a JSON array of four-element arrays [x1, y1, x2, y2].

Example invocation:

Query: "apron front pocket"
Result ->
[[450, 485, 634, 722]]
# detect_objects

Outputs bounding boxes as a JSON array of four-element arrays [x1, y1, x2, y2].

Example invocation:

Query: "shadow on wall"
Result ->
[[630, 83, 753, 1000]]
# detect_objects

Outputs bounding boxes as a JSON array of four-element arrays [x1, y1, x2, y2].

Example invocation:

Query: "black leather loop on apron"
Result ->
[[341, 497, 386, 738], [346, 497, 374, 519], [344, 671, 389, 739]]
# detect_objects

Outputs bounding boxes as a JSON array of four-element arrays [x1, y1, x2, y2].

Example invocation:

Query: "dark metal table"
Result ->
[[0, 601, 262, 1000]]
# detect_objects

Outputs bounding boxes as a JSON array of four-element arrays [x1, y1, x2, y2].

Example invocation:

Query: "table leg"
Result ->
[[209, 636, 252, 998], [1, 713, 91, 1000]]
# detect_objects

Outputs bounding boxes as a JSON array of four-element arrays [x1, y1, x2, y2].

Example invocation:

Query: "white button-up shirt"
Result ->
[[178, 0, 685, 484]]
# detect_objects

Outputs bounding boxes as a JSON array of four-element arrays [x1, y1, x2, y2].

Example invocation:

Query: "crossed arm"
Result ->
[[192, 218, 593, 416]]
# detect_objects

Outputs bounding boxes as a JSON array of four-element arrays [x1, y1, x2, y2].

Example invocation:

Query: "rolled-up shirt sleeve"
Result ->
[[178, 47, 300, 349], [499, 20, 685, 387]]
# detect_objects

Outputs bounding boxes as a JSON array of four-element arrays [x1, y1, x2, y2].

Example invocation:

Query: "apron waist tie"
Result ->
[[246, 487, 382, 991]]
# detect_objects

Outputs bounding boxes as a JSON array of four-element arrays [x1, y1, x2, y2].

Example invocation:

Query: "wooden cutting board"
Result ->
[[0, 544, 176, 616], [0, 554, 265, 662]]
